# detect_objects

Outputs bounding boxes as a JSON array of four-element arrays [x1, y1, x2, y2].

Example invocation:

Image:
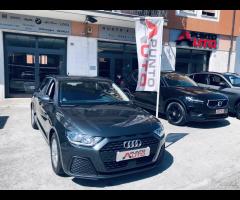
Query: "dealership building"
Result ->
[[0, 10, 240, 99]]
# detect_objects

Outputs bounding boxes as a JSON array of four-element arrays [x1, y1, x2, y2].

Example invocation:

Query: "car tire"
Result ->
[[50, 133, 66, 176], [31, 106, 39, 130], [166, 102, 187, 126], [236, 102, 240, 120]]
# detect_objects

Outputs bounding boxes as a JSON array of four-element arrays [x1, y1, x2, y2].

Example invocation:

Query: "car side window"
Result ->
[[39, 78, 50, 92], [193, 74, 208, 84], [160, 79, 165, 87], [209, 75, 226, 86], [46, 81, 55, 100]]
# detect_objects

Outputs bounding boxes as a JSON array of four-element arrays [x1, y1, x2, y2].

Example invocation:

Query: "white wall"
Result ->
[[209, 50, 235, 73], [161, 44, 176, 71], [67, 36, 97, 77], [0, 31, 4, 100]]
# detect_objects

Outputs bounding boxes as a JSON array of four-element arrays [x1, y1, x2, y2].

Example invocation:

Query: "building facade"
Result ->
[[163, 10, 240, 75], [0, 10, 240, 99]]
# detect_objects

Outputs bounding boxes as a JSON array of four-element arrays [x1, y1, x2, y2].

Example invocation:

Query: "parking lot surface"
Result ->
[[0, 98, 240, 190]]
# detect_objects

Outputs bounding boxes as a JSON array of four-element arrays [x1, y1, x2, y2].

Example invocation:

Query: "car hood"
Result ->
[[175, 86, 227, 100], [57, 103, 160, 137]]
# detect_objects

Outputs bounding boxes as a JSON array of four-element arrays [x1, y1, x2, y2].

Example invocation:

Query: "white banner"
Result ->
[[135, 17, 164, 92]]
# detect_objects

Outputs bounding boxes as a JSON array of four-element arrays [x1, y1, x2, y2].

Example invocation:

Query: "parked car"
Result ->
[[133, 72, 229, 126], [31, 75, 166, 179], [188, 72, 240, 119]]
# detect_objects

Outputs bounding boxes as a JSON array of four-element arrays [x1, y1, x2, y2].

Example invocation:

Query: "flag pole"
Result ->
[[155, 18, 163, 119], [156, 57, 161, 119]]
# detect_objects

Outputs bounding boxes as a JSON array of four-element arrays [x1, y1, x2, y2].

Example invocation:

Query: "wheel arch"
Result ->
[[164, 98, 187, 114]]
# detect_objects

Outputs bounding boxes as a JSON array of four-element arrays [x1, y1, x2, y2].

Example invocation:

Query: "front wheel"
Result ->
[[166, 102, 187, 126], [236, 102, 240, 120], [50, 133, 66, 176]]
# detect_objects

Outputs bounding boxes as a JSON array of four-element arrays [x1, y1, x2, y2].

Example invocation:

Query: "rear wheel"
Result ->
[[50, 133, 66, 176], [236, 102, 240, 120], [31, 106, 38, 130], [166, 102, 187, 126]]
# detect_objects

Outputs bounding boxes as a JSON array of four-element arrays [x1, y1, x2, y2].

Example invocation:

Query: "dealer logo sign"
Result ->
[[176, 30, 217, 49]]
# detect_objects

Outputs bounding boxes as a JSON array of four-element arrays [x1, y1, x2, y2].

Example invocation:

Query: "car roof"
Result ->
[[45, 75, 112, 82], [161, 71, 186, 76], [189, 71, 239, 76]]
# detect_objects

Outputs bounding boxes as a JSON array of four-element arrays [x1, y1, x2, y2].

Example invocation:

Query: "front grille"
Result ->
[[100, 136, 160, 171], [207, 99, 228, 109], [70, 157, 97, 176]]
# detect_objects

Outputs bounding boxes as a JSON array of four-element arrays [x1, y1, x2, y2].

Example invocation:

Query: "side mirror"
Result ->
[[40, 95, 50, 102]]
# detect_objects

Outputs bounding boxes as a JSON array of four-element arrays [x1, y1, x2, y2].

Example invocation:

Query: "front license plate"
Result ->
[[116, 147, 150, 162], [216, 109, 226, 114]]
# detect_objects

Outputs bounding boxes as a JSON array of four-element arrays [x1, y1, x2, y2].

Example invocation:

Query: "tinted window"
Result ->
[[224, 74, 240, 87], [59, 80, 129, 105], [164, 73, 198, 87], [193, 74, 208, 84], [209, 75, 226, 86], [39, 78, 51, 91]]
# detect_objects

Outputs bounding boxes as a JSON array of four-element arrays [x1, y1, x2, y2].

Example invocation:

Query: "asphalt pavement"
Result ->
[[0, 98, 240, 190]]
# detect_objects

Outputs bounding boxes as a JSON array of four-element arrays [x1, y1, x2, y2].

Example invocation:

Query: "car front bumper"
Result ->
[[59, 134, 165, 180], [186, 105, 229, 122]]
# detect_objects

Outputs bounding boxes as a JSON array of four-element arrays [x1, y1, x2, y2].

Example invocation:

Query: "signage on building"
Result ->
[[99, 25, 135, 42], [176, 30, 217, 49], [0, 12, 71, 35]]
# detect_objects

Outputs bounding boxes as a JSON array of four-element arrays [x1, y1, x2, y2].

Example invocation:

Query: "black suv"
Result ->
[[189, 72, 240, 119], [134, 72, 229, 126], [31, 76, 165, 179]]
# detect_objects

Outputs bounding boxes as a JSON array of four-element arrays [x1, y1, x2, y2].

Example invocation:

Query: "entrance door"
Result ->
[[98, 53, 124, 83], [38, 52, 65, 84], [175, 48, 210, 74], [7, 51, 36, 97], [4, 33, 67, 98]]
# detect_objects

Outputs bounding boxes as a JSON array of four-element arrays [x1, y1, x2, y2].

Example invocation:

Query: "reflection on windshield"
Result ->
[[224, 75, 240, 87], [60, 80, 130, 105], [164, 73, 198, 87]]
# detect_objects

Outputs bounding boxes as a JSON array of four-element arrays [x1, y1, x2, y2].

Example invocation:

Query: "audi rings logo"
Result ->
[[123, 140, 142, 149], [218, 101, 223, 107]]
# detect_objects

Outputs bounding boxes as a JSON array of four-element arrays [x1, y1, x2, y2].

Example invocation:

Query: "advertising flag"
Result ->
[[135, 17, 164, 92]]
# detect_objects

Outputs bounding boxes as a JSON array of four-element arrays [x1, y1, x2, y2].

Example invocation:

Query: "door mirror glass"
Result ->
[[40, 95, 50, 102]]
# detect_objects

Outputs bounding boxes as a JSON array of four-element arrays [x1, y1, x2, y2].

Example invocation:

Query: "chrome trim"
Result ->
[[207, 99, 228, 109]]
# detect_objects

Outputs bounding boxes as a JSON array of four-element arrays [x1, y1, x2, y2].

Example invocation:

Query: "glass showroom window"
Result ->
[[201, 10, 217, 18]]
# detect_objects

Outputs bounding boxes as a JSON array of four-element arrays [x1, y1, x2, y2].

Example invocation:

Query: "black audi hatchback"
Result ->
[[31, 76, 165, 179], [134, 72, 229, 126]]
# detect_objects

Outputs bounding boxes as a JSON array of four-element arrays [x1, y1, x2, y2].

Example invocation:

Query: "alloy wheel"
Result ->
[[168, 103, 183, 123]]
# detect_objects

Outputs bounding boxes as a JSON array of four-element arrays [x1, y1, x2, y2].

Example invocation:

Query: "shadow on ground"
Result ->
[[0, 116, 9, 129], [165, 132, 188, 148], [146, 109, 230, 129], [72, 150, 173, 188], [186, 119, 230, 129]]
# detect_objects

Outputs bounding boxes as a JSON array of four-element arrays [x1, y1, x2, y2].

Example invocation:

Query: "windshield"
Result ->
[[59, 80, 130, 105], [164, 73, 198, 87], [224, 74, 240, 87]]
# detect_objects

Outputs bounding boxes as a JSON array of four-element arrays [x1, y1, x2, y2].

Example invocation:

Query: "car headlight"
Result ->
[[185, 96, 204, 104], [66, 130, 102, 147], [153, 122, 165, 137]]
